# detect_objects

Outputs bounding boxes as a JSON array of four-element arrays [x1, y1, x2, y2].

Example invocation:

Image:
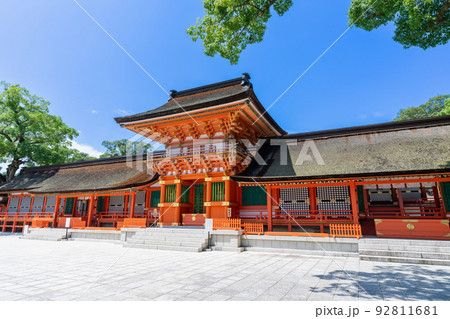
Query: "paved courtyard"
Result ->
[[0, 235, 448, 301]]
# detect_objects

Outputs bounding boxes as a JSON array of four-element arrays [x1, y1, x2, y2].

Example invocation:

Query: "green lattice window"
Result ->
[[211, 182, 225, 201], [194, 184, 205, 214], [241, 186, 267, 206], [356, 185, 365, 213], [64, 197, 75, 215], [441, 182, 450, 213], [181, 185, 190, 203], [165, 185, 176, 202], [96, 196, 105, 212], [150, 191, 161, 207]]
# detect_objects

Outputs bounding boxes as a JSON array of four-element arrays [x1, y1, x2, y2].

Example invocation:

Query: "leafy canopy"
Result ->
[[100, 139, 153, 158], [0, 82, 90, 181], [348, 0, 450, 49], [187, 0, 293, 64], [188, 0, 450, 64], [394, 94, 450, 121]]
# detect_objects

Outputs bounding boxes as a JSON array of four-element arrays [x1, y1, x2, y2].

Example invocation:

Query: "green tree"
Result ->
[[348, 0, 450, 50], [438, 98, 450, 115], [0, 82, 88, 182], [187, 0, 293, 64], [100, 139, 153, 158], [394, 94, 450, 121], [189, 0, 450, 64]]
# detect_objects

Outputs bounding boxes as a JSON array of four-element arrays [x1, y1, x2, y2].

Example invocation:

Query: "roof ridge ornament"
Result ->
[[241, 73, 251, 86], [169, 89, 177, 99]]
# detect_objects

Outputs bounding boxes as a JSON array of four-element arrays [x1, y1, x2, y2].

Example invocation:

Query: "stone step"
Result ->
[[359, 255, 450, 266], [359, 244, 450, 253], [128, 239, 208, 247], [134, 228, 207, 234], [360, 238, 450, 247], [359, 249, 450, 260], [244, 246, 358, 258], [129, 233, 208, 240], [124, 243, 203, 252]]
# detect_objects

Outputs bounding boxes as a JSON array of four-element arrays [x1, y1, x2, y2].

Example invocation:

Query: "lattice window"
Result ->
[[441, 182, 450, 213], [64, 197, 75, 215], [7, 197, 20, 214], [44, 196, 63, 213], [317, 186, 351, 215], [31, 196, 45, 213], [165, 185, 176, 202], [280, 188, 310, 215], [150, 191, 161, 207], [135, 191, 146, 212], [242, 186, 267, 206], [19, 197, 32, 213], [368, 189, 392, 203], [96, 196, 105, 212], [181, 185, 190, 204], [194, 184, 204, 214], [212, 182, 225, 202], [108, 195, 125, 212]]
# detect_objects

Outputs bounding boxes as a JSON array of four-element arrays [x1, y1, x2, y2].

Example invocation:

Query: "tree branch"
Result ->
[[427, 0, 450, 30], [231, 0, 278, 43]]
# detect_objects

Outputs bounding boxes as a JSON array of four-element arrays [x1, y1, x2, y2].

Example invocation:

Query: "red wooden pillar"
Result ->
[[52, 196, 61, 228], [42, 196, 48, 217], [349, 181, 359, 225], [267, 185, 273, 231], [29, 195, 35, 218], [309, 186, 317, 219], [224, 178, 231, 202], [17, 194, 23, 218], [175, 182, 182, 225], [397, 188, 404, 217], [159, 183, 166, 224], [129, 192, 136, 218], [123, 194, 129, 219], [363, 187, 369, 217], [205, 180, 212, 219], [87, 195, 95, 227]]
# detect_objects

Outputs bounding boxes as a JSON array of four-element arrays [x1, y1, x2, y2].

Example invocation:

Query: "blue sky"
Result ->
[[1, 0, 449, 158]]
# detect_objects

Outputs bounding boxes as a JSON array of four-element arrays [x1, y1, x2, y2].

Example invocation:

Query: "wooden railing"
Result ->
[[71, 220, 87, 229], [243, 223, 264, 235], [361, 205, 444, 219], [31, 218, 52, 228], [213, 218, 241, 230], [329, 224, 362, 239]]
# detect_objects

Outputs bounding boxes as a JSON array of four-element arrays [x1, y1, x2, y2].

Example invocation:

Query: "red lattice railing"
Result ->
[[329, 224, 362, 239], [212, 218, 241, 230], [243, 223, 264, 235]]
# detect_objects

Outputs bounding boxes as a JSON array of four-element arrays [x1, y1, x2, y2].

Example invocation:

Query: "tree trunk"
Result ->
[[6, 159, 23, 183]]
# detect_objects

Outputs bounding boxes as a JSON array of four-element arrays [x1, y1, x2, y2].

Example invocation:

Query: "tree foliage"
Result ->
[[0, 82, 88, 182], [100, 139, 153, 158], [348, 0, 450, 50], [438, 98, 450, 116], [187, 0, 293, 64], [188, 0, 450, 64], [394, 94, 450, 121]]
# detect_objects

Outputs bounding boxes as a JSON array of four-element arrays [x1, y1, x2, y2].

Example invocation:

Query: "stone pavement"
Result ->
[[0, 235, 448, 301]]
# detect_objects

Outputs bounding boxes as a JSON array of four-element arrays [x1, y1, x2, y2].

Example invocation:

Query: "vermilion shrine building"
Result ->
[[1, 74, 449, 239]]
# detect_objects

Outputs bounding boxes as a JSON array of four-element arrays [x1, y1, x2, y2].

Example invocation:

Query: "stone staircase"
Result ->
[[359, 238, 450, 266], [124, 228, 209, 252], [22, 228, 68, 241]]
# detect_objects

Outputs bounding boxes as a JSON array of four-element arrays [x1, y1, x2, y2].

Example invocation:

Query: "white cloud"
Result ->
[[372, 112, 384, 118], [71, 140, 103, 158], [91, 110, 99, 114], [115, 109, 129, 116], [0, 163, 7, 173]]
